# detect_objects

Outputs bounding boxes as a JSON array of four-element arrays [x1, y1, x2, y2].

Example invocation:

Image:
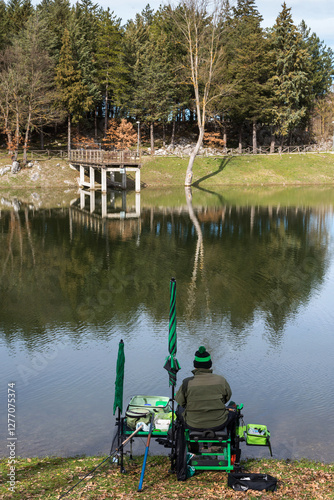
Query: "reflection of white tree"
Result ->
[[185, 187, 210, 322]]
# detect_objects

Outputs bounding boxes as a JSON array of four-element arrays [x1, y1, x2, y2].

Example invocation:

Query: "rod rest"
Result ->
[[188, 429, 229, 441]]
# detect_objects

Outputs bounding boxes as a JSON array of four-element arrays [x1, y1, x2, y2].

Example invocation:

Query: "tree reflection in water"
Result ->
[[0, 194, 331, 343]]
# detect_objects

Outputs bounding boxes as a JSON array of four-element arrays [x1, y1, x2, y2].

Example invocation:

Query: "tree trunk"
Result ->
[[162, 123, 166, 147], [67, 114, 71, 157], [171, 118, 176, 148], [23, 109, 32, 165], [40, 126, 44, 149], [104, 85, 108, 136], [94, 107, 98, 139], [270, 127, 275, 153], [14, 103, 20, 160], [185, 126, 204, 186], [223, 123, 227, 153], [252, 120, 257, 154], [238, 127, 242, 154], [150, 123, 154, 155]]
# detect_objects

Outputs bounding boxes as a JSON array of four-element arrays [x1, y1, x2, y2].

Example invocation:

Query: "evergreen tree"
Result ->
[[95, 8, 125, 135], [268, 3, 310, 142], [225, 0, 270, 151], [55, 28, 93, 153], [37, 0, 71, 64], [128, 7, 177, 153], [69, 0, 101, 118], [299, 20, 334, 102], [0, 0, 7, 50], [3, 0, 34, 44]]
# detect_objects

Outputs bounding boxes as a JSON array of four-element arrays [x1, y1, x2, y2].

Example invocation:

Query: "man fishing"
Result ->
[[175, 345, 236, 432]]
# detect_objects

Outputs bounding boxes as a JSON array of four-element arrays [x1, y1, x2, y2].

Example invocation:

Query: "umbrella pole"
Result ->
[[117, 408, 126, 473], [171, 385, 176, 471]]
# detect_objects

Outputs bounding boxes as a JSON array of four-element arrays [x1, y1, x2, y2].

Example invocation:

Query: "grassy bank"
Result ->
[[1, 153, 334, 210], [1, 153, 334, 192], [1, 455, 333, 499], [141, 153, 334, 187]]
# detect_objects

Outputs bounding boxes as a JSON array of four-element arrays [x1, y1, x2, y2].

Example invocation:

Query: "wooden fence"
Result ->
[[162, 144, 334, 158], [1, 144, 333, 162]]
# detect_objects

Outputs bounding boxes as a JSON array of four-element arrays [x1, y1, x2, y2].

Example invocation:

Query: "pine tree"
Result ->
[[224, 0, 270, 152], [127, 7, 177, 154], [55, 28, 93, 154], [37, 0, 71, 64], [95, 8, 125, 135], [69, 0, 101, 118], [0, 0, 7, 50], [268, 3, 310, 142], [299, 21, 334, 102], [3, 0, 34, 44]]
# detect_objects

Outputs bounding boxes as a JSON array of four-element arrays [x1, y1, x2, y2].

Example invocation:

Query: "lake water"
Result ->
[[1, 186, 334, 463]]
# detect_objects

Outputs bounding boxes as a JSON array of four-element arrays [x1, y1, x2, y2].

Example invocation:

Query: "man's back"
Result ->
[[175, 367, 232, 429]]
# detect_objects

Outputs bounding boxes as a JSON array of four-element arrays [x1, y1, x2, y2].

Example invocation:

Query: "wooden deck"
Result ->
[[69, 149, 141, 166], [69, 149, 141, 192]]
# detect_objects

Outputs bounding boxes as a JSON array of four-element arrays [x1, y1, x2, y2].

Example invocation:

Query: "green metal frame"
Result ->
[[185, 429, 235, 471], [184, 404, 244, 473]]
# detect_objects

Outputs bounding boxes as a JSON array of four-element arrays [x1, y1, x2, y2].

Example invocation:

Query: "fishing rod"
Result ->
[[59, 424, 144, 499]]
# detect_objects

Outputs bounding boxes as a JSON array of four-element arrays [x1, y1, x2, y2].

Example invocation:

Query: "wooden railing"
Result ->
[[69, 149, 141, 165]]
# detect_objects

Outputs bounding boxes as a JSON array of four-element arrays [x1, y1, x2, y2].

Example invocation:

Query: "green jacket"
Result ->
[[175, 368, 232, 429]]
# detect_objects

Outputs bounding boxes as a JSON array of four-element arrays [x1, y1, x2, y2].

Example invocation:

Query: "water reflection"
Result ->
[[73, 189, 141, 219], [0, 193, 331, 341]]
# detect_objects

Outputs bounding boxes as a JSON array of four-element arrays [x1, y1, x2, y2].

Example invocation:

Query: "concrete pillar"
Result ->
[[102, 193, 107, 217], [121, 169, 127, 190], [135, 168, 141, 192], [80, 189, 85, 209], [90, 190, 95, 213], [80, 165, 85, 187], [101, 167, 107, 193], [90, 166, 95, 190], [135, 192, 141, 216]]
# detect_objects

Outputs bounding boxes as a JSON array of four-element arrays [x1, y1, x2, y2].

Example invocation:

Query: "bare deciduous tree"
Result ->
[[170, 0, 231, 186], [0, 15, 63, 162]]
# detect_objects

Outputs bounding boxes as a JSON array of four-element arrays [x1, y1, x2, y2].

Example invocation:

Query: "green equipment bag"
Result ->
[[246, 424, 270, 446], [125, 408, 151, 430], [246, 424, 272, 455]]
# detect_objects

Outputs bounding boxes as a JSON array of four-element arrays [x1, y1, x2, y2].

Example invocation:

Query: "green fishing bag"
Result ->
[[125, 408, 151, 430], [246, 424, 270, 446]]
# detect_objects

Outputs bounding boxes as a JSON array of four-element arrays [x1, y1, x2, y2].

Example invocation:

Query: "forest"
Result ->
[[0, 0, 334, 161]]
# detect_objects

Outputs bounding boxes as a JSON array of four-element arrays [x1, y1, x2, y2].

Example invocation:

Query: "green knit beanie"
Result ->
[[194, 346, 212, 369]]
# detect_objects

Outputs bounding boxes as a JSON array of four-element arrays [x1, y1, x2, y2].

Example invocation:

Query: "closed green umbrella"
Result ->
[[113, 339, 126, 473], [113, 339, 125, 415], [163, 278, 180, 471], [164, 278, 181, 385]]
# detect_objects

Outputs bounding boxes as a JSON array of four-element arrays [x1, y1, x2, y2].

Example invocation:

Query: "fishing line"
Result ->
[[58, 424, 144, 499]]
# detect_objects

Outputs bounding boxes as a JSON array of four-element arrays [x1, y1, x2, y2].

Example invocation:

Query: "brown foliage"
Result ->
[[102, 119, 137, 149], [72, 134, 99, 149], [203, 131, 225, 148]]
